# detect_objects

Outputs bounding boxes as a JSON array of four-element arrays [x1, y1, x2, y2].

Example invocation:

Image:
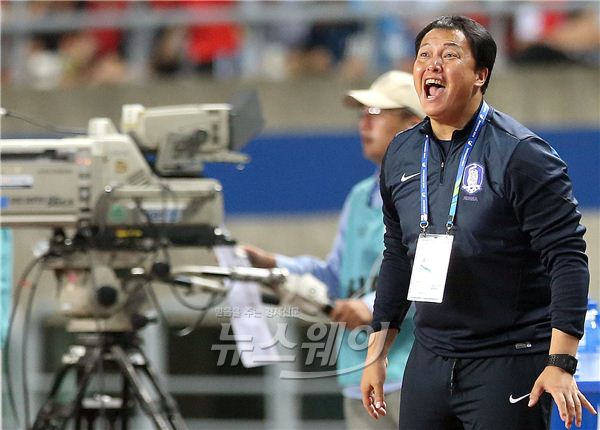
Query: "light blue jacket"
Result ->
[[277, 174, 415, 397]]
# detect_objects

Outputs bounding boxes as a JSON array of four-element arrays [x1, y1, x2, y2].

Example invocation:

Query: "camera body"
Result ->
[[1, 120, 226, 249], [1, 91, 264, 243], [0, 94, 263, 331]]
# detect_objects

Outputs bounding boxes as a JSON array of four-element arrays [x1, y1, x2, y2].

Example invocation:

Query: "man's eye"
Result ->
[[444, 52, 458, 58]]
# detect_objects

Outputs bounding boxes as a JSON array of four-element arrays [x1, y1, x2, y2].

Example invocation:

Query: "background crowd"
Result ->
[[1, 0, 598, 90]]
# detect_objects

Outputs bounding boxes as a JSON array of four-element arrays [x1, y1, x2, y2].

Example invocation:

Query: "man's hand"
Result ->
[[330, 299, 372, 329], [361, 354, 388, 420], [529, 366, 597, 428], [241, 245, 277, 269]]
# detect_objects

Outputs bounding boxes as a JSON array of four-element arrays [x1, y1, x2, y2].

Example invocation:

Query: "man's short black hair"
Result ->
[[414, 15, 497, 94]]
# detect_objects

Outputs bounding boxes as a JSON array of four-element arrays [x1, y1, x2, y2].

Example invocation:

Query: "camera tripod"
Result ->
[[32, 331, 188, 430]]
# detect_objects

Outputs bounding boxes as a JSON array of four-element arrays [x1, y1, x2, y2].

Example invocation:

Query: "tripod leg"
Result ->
[[120, 375, 131, 430], [32, 347, 103, 430], [133, 345, 189, 430], [110, 345, 188, 430], [31, 363, 74, 430]]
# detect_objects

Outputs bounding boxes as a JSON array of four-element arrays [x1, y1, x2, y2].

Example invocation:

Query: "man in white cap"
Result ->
[[244, 71, 424, 429]]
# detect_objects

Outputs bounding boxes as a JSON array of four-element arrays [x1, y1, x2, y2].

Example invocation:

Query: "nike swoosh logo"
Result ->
[[400, 172, 420, 183], [508, 393, 530, 404]]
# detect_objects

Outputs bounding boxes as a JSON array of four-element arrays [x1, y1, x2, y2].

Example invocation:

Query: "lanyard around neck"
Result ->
[[419, 101, 490, 234]]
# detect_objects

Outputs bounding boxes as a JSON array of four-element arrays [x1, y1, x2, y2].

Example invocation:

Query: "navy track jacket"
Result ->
[[373, 104, 589, 358]]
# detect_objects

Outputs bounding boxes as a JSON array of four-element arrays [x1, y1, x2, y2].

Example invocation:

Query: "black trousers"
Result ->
[[399, 341, 551, 430]]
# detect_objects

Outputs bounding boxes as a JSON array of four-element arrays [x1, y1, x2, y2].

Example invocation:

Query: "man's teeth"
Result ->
[[425, 79, 444, 87], [425, 78, 445, 98]]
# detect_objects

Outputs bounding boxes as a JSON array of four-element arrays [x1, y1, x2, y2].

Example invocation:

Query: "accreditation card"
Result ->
[[407, 233, 454, 303]]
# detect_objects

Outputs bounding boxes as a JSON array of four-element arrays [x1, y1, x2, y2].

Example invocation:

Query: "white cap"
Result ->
[[345, 70, 425, 119]]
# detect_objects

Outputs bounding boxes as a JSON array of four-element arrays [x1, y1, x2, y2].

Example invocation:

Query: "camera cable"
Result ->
[[20, 258, 45, 430], [1, 108, 87, 135], [2, 254, 47, 429]]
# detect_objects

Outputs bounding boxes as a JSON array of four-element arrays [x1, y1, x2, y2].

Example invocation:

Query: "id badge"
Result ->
[[407, 233, 454, 303]]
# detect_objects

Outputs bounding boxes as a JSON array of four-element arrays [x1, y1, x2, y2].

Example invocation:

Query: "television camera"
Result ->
[[0, 93, 331, 430]]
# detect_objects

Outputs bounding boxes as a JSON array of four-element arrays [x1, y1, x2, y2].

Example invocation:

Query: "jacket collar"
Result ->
[[418, 100, 486, 144]]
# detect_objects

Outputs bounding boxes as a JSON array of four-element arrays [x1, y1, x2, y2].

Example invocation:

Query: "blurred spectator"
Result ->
[[341, 0, 417, 80], [272, 0, 362, 78], [150, 0, 241, 78], [544, 9, 600, 65], [245, 0, 311, 80], [4, 0, 599, 88], [27, 0, 78, 51], [511, 4, 600, 66], [23, 0, 78, 89], [80, 1, 129, 85], [25, 38, 64, 90], [21, 0, 129, 89], [151, 25, 188, 76], [186, 0, 241, 74], [287, 19, 363, 77], [85, 1, 127, 58], [59, 32, 128, 87]]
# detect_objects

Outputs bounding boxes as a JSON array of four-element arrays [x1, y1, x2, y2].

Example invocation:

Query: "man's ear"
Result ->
[[474, 67, 489, 90]]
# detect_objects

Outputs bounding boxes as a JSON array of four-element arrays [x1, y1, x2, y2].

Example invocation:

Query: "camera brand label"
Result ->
[[8, 195, 74, 208], [0, 174, 34, 188]]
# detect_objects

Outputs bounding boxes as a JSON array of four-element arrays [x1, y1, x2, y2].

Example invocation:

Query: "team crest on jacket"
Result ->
[[461, 163, 484, 194]]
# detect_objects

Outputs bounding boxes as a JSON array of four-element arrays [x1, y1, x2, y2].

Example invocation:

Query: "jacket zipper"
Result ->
[[439, 138, 455, 184], [431, 136, 451, 184]]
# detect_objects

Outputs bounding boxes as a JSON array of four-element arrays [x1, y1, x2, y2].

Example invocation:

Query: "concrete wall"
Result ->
[[2, 65, 599, 134]]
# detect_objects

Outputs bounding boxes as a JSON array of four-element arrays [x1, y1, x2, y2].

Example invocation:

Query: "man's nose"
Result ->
[[358, 116, 371, 131], [426, 56, 442, 71]]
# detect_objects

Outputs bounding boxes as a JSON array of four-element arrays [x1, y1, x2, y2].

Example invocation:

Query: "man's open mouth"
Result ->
[[425, 78, 445, 99]]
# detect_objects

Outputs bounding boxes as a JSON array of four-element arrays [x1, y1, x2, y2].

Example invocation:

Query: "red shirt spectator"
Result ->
[[85, 1, 129, 56], [151, 0, 241, 69]]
